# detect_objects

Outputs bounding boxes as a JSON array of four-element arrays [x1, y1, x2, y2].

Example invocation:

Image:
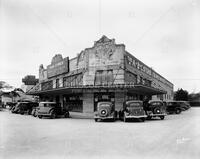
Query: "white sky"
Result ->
[[0, 0, 200, 93]]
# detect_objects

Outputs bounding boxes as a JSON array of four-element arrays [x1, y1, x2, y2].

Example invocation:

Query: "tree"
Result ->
[[14, 88, 24, 93], [188, 92, 200, 101], [174, 88, 189, 101], [9, 90, 20, 102], [0, 81, 13, 90]]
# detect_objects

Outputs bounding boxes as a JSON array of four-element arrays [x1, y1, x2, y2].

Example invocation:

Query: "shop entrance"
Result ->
[[94, 92, 115, 111], [56, 95, 60, 104], [63, 94, 83, 112]]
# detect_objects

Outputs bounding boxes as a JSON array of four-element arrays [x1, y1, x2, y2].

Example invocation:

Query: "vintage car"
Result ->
[[5, 102, 17, 110], [0, 103, 3, 111], [94, 102, 117, 122], [31, 105, 39, 117], [11, 102, 38, 115], [37, 102, 70, 119], [144, 100, 167, 120], [177, 101, 191, 111], [119, 100, 147, 122], [164, 101, 182, 114]]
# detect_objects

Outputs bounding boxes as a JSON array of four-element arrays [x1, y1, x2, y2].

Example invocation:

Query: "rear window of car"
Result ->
[[99, 103, 111, 107], [150, 102, 163, 106], [129, 102, 141, 107], [49, 104, 57, 107], [39, 103, 56, 107], [168, 102, 173, 106]]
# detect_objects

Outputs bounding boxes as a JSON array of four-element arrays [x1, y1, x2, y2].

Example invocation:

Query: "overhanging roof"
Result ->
[[27, 84, 166, 96]]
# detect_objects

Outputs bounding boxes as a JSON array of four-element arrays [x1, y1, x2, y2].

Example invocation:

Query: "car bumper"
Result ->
[[147, 112, 167, 117], [125, 115, 147, 118], [37, 112, 51, 116], [94, 116, 115, 119]]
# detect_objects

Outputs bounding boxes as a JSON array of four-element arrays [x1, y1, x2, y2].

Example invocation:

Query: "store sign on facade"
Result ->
[[47, 54, 69, 78], [126, 54, 152, 76], [125, 53, 173, 88]]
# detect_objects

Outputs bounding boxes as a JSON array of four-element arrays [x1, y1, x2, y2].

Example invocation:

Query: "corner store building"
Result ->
[[28, 36, 173, 117]]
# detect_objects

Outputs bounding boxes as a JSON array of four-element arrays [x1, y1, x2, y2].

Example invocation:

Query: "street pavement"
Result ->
[[0, 108, 200, 159]]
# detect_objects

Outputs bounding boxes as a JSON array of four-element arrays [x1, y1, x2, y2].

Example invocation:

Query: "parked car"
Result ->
[[11, 102, 38, 115], [94, 102, 117, 122], [119, 100, 147, 122], [0, 103, 3, 111], [177, 101, 191, 111], [7, 102, 17, 110], [37, 102, 70, 119], [164, 101, 183, 114], [31, 105, 39, 117], [144, 100, 166, 120]]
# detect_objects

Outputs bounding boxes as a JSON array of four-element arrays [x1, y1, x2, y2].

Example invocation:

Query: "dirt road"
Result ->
[[0, 108, 200, 159]]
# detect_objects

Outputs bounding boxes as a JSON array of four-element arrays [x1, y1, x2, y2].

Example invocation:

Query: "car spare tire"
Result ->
[[153, 107, 161, 114], [99, 109, 108, 117], [50, 110, 56, 119], [175, 108, 181, 114]]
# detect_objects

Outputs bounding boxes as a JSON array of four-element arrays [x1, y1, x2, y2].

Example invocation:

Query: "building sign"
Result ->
[[89, 36, 123, 67], [125, 53, 173, 88], [22, 75, 39, 85], [47, 54, 69, 78]]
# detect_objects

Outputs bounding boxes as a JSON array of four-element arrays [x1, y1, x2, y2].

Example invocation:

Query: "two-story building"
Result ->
[[28, 36, 173, 117]]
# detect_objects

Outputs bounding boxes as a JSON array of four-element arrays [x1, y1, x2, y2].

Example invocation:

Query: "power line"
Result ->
[[169, 79, 200, 81], [23, 2, 69, 47]]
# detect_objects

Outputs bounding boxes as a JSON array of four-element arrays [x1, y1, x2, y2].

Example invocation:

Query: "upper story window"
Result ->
[[41, 80, 53, 91], [63, 73, 83, 87], [95, 70, 113, 85], [56, 79, 59, 88]]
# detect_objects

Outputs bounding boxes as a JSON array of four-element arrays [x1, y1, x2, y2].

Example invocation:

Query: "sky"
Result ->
[[0, 0, 200, 93]]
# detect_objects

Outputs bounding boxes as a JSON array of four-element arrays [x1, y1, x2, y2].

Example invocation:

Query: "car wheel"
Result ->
[[153, 107, 161, 114], [141, 118, 145, 122], [33, 112, 37, 117], [28, 110, 32, 115], [147, 116, 152, 120], [31, 109, 35, 116], [95, 118, 98, 122], [123, 115, 127, 122], [175, 109, 181, 114], [50, 110, 56, 119], [119, 111, 121, 118], [160, 116, 165, 120], [64, 112, 70, 118], [38, 115, 42, 119]]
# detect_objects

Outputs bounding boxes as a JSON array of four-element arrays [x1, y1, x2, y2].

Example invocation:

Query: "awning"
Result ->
[[27, 84, 166, 96]]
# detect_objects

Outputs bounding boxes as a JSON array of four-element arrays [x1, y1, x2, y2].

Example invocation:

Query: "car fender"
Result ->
[[49, 108, 55, 114]]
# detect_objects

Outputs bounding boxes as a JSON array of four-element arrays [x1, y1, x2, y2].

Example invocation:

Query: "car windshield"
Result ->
[[150, 102, 163, 106], [99, 103, 111, 107], [39, 103, 56, 107], [128, 102, 141, 107], [167, 102, 178, 106], [16, 103, 21, 107], [16, 103, 26, 107]]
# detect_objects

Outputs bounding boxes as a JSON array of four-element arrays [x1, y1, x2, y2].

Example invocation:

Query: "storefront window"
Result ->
[[94, 92, 115, 111], [63, 94, 83, 112]]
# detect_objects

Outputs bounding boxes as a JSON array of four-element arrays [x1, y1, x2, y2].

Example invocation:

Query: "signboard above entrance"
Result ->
[[47, 54, 69, 78]]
